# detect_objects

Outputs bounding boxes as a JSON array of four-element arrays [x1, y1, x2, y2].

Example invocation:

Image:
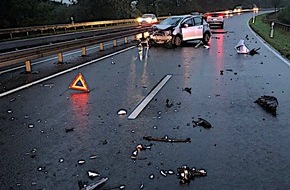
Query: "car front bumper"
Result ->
[[150, 35, 172, 43]]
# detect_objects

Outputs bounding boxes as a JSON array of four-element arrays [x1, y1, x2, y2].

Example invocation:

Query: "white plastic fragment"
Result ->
[[195, 41, 203, 48], [203, 45, 210, 49], [160, 170, 167, 177], [117, 109, 127, 115], [78, 160, 85, 164], [88, 171, 99, 178], [234, 39, 249, 54], [89, 155, 97, 159], [139, 183, 144, 189]]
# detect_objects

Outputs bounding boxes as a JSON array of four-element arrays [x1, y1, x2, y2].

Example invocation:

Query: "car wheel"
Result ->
[[202, 32, 210, 45], [173, 36, 182, 47]]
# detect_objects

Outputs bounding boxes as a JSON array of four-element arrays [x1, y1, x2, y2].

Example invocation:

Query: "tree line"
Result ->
[[0, 0, 289, 29]]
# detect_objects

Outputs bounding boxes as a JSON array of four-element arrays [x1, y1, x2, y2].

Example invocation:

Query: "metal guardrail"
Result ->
[[264, 10, 290, 32], [0, 19, 138, 39], [0, 26, 138, 52], [0, 17, 168, 40], [274, 22, 290, 32], [0, 27, 149, 71]]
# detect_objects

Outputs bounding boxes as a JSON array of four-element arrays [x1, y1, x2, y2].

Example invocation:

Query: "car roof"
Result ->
[[169, 15, 199, 19]]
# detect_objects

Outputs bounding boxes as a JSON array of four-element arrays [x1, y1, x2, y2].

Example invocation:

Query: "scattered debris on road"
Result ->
[[248, 48, 260, 56], [160, 170, 175, 177], [203, 45, 210, 49], [42, 83, 55, 88], [65, 127, 74, 132], [182, 87, 192, 94], [130, 144, 152, 160], [194, 41, 203, 48], [177, 166, 207, 184], [255, 95, 278, 116], [166, 99, 174, 108], [79, 177, 108, 190], [78, 160, 85, 164], [143, 135, 191, 143], [88, 171, 100, 179], [234, 39, 249, 54], [192, 118, 212, 129], [117, 109, 127, 115]]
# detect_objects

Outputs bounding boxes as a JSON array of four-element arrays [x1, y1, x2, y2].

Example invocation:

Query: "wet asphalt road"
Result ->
[[1, 12, 290, 190]]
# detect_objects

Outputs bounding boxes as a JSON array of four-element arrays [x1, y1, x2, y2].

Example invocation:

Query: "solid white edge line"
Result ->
[[0, 46, 135, 98], [128, 74, 172, 120], [247, 17, 290, 67]]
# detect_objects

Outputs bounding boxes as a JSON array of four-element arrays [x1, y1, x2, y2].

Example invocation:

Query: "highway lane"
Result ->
[[1, 12, 290, 189]]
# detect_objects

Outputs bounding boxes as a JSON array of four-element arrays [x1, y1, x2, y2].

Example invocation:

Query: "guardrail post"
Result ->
[[82, 47, 87, 56], [113, 39, 117, 47], [58, 53, 64, 64], [100, 43, 104, 51], [25, 60, 32, 72], [270, 22, 275, 38], [124, 37, 128, 44]]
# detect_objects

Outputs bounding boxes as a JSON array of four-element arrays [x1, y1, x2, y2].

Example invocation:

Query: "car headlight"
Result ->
[[137, 17, 142, 22]]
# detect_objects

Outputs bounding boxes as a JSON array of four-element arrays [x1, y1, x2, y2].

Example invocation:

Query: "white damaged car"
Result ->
[[149, 15, 211, 46]]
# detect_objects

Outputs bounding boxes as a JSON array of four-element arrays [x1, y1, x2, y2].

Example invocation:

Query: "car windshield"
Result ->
[[160, 17, 183, 26], [142, 14, 154, 18]]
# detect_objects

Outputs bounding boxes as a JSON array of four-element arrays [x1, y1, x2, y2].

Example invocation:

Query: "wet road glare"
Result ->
[[1, 12, 290, 189]]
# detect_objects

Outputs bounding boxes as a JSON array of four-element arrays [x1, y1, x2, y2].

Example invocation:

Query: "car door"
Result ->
[[192, 17, 203, 39], [181, 18, 195, 41], [181, 17, 203, 41]]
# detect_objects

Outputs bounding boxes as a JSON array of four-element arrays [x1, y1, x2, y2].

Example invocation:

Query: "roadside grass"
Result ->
[[249, 13, 290, 60]]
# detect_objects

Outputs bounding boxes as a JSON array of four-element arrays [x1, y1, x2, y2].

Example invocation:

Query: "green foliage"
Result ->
[[0, 0, 289, 28], [278, 4, 290, 24], [250, 13, 290, 59]]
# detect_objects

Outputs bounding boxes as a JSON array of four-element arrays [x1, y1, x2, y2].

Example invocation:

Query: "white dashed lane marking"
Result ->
[[128, 74, 172, 120]]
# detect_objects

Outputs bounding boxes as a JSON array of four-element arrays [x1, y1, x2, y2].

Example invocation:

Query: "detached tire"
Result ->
[[202, 32, 210, 45], [172, 36, 182, 47]]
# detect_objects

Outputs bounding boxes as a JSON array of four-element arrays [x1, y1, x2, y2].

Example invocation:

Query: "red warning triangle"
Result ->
[[69, 73, 89, 92]]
